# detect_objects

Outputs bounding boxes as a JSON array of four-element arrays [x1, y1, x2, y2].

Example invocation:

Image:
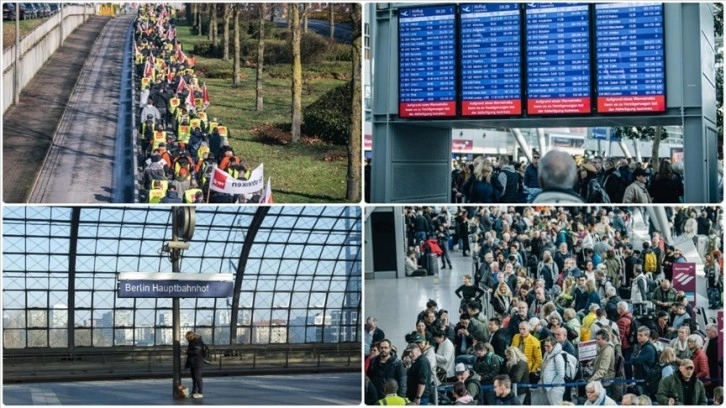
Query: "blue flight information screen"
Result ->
[[525, 3, 591, 115], [460, 3, 522, 116], [398, 5, 456, 118], [595, 3, 665, 113]]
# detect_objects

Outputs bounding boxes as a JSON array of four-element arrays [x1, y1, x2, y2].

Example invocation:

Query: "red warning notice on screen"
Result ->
[[597, 95, 666, 113], [399, 102, 456, 118], [527, 97, 590, 115], [462, 100, 521, 116]]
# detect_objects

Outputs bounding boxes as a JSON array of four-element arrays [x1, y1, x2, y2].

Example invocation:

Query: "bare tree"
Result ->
[[290, 3, 302, 142], [223, 4, 231, 61], [256, 3, 266, 112], [209, 4, 218, 51], [197, 4, 203, 37], [302, 3, 308, 33], [347, 3, 362, 202], [329, 3, 335, 42], [233, 4, 241, 86]]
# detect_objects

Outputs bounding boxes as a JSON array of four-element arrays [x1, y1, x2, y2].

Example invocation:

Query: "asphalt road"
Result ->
[[2, 16, 111, 203], [27, 15, 134, 203], [2, 372, 361, 405]]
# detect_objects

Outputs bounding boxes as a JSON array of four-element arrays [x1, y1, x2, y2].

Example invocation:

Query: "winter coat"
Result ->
[[690, 347, 709, 381], [511, 334, 542, 373], [524, 163, 539, 189], [435, 338, 456, 379], [617, 312, 636, 350], [185, 337, 205, 369], [467, 178, 499, 203], [656, 372, 707, 405], [541, 343, 566, 385], [161, 191, 183, 203], [649, 175, 683, 203], [623, 181, 652, 203], [532, 189, 584, 204], [589, 343, 615, 382], [367, 353, 408, 399], [473, 352, 502, 385]]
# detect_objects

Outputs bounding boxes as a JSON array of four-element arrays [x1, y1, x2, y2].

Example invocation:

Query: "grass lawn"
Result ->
[[176, 23, 353, 203], [3, 18, 47, 49]]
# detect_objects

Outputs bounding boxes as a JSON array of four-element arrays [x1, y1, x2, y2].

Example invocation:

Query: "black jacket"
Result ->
[[367, 353, 407, 399], [485, 390, 522, 405], [185, 337, 205, 368]]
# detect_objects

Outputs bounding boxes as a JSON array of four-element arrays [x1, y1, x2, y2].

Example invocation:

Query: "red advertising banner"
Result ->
[[672, 263, 696, 306], [452, 139, 473, 151]]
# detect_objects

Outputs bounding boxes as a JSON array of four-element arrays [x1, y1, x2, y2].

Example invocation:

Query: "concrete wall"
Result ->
[[3, 4, 97, 113]]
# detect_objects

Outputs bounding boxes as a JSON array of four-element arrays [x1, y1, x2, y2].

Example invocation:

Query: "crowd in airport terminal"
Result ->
[[365, 206, 723, 405], [450, 150, 723, 205]]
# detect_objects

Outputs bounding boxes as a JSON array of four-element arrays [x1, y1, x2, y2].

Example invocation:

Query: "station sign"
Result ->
[[117, 272, 234, 298]]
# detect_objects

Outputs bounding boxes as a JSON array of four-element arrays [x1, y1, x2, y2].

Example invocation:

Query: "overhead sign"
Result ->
[[525, 3, 591, 115], [398, 5, 457, 118], [671, 262, 696, 306], [591, 127, 609, 140], [460, 3, 522, 116], [118, 272, 234, 298], [595, 3, 665, 113]]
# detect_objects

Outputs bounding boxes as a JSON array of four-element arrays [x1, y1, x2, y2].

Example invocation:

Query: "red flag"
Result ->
[[144, 61, 153, 77], [261, 178, 273, 203], [176, 76, 186, 94], [184, 89, 194, 110], [176, 45, 187, 64], [202, 83, 210, 109]]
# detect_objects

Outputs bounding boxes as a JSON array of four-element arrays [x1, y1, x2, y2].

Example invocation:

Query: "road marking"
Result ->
[[30, 387, 60, 405], [240, 379, 307, 392]]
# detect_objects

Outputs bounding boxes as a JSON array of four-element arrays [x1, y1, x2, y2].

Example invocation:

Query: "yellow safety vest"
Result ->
[[148, 180, 168, 203], [208, 121, 219, 132], [184, 188, 203, 203], [141, 77, 151, 90], [189, 118, 202, 130], [198, 145, 210, 159], [194, 98, 204, 111], [169, 98, 180, 113], [177, 125, 191, 144], [197, 112, 208, 123], [217, 126, 228, 138], [152, 131, 166, 149]]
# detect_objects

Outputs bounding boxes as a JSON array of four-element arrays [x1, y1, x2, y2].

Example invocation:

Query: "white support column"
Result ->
[[510, 128, 532, 163]]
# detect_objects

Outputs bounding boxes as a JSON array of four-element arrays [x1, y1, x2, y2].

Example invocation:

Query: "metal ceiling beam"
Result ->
[[67, 207, 81, 349], [229, 206, 270, 344]]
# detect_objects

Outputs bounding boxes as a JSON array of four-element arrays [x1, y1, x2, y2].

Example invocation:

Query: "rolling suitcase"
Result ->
[[426, 253, 439, 276]]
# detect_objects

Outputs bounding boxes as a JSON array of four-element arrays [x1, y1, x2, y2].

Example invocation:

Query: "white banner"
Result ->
[[210, 164, 264, 194]]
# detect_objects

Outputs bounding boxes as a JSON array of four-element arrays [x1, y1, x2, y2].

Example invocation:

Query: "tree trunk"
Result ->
[[347, 3, 362, 202], [302, 3, 308, 33], [652, 126, 662, 173], [210, 4, 218, 50], [329, 3, 335, 42], [233, 5, 241, 86], [256, 3, 265, 112], [223, 4, 230, 61], [291, 3, 302, 143], [197, 4, 203, 37]]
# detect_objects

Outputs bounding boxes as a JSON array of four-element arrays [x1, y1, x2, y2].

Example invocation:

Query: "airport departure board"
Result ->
[[595, 3, 666, 113], [398, 5, 457, 118], [460, 3, 522, 116], [525, 3, 591, 115]]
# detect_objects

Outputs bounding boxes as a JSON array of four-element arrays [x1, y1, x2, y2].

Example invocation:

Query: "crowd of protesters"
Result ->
[[451, 150, 723, 204], [134, 5, 261, 204], [365, 206, 723, 405]]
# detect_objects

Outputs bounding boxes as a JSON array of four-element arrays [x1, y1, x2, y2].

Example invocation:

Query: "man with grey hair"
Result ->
[[532, 150, 584, 203], [620, 393, 639, 405]]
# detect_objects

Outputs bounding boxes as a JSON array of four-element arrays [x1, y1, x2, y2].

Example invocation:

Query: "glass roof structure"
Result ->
[[2, 206, 361, 348]]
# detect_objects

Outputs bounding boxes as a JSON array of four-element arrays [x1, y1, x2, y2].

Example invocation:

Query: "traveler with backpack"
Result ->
[[530, 337, 565, 405], [616, 301, 638, 380], [655, 359, 707, 405], [588, 330, 615, 385], [184, 331, 206, 399], [472, 342, 502, 386], [630, 326, 659, 398], [454, 363, 483, 404], [651, 279, 678, 313]]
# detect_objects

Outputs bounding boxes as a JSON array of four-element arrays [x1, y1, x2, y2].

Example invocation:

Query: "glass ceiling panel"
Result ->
[[2, 206, 361, 348]]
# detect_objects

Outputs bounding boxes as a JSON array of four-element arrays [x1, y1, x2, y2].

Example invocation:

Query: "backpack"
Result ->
[[560, 351, 579, 382], [609, 350, 627, 401], [593, 320, 620, 347], [588, 179, 611, 204], [643, 251, 657, 273], [625, 315, 640, 346]]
